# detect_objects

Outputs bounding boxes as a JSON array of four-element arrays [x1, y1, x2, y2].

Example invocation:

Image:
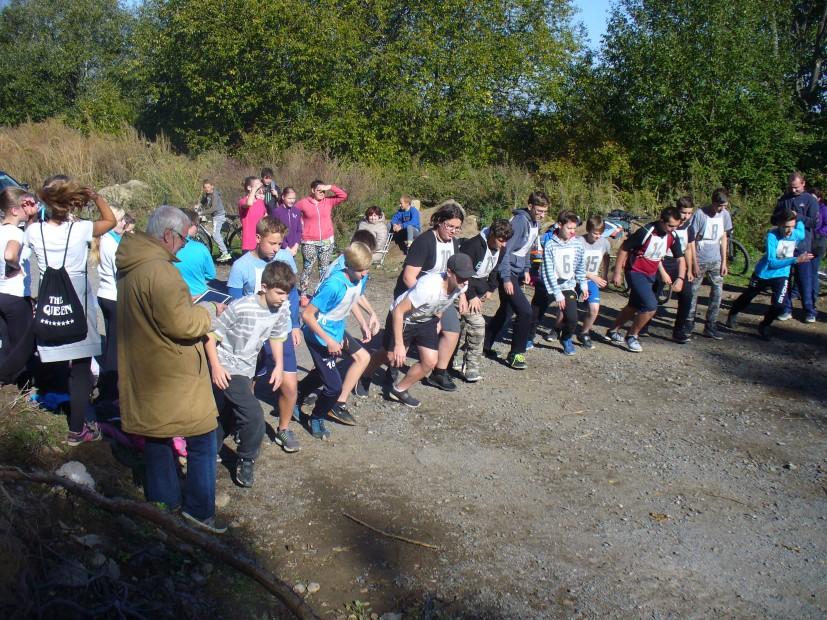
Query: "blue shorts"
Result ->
[[627, 271, 658, 312], [256, 335, 298, 377], [587, 280, 601, 305]]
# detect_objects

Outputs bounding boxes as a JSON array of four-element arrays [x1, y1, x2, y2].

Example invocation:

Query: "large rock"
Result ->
[[99, 180, 151, 212]]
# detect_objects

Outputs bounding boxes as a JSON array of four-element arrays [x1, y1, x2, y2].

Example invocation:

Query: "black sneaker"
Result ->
[[725, 314, 737, 330], [328, 402, 357, 426], [672, 332, 691, 344], [757, 323, 771, 340], [235, 458, 255, 488], [577, 333, 594, 349], [182, 511, 228, 534], [353, 377, 370, 398], [423, 371, 457, 392], [703, 327, 723, 340], [388, 385, 421, 408], [483, 348, 498, 359]]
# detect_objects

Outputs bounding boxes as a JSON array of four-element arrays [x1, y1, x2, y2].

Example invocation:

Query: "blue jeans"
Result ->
[[783, 259, 815, 316], [144, 429, 217, 521]]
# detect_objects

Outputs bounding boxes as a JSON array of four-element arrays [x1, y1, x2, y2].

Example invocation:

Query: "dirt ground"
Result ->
[[196, 261, 827, 619]]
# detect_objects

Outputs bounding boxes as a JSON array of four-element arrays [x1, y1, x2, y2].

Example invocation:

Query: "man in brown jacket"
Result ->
[[116, 205, 225, 533]]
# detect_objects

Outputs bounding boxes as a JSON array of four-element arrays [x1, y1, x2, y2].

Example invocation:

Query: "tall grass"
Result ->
[[0, 120, 781, 252]]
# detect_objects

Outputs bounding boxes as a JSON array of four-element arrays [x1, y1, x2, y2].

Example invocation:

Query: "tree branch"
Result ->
[[0, 467, 319, 620]]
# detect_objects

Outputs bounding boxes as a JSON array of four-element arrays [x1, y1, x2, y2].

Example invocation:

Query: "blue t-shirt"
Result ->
[[228, 249, 299, 328], [174, 238, 215, 296], [303, 269, 362, 345]]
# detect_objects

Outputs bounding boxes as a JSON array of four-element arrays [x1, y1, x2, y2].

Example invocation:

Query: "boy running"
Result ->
[[578, 215, 612, 348], [726, 210, 814, 339], [540, 211, 588, 355], [453, 219, 512, 382], [608, 207, 685, 352], [301, 242, 373, 439], [662, 197, 696, 343], [362, 253, 474, 408], [687, 189, 731, 339], [205, 261, 295, 487], [485, 192, 548, 369], [227, 217, 302, 453]]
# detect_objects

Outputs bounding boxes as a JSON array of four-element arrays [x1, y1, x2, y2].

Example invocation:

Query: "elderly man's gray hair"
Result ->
[[146, 205, 190, 240]]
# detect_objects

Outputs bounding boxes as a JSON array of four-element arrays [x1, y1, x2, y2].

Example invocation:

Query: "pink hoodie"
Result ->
[[295, 185, 348, 242]]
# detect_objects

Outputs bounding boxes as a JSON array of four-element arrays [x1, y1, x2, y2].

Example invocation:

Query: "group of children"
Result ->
[[0, 171, 822, 493]]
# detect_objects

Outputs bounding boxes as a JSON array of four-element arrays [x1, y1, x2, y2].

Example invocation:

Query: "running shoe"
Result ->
[[182, 511, 228, 534], [804, 314, 817, 323], [777, 312, 792, 321], [506, 352, 527, 370], [606, 329, 624, 344], [625, 335, 643, 352], [328, 402, 357, 426], [235, 458, 255, 488], [217, 252, 233, 263], [577, 333, 594, 349], [561, 338, 576, 356], [388, 385, 421, 408], [309, 417, 331, 439], [464, 367, 481, 383], [423, 371, 457, 392], [66, 421, 102, 447], [273, 427, 300, 453], [703, 328, 723, 340]]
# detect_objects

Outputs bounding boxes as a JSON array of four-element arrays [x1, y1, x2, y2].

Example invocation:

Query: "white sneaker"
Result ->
[[625, 335, 643, 352], [217, 252, 232, 262], [777, 312, 792, 321]]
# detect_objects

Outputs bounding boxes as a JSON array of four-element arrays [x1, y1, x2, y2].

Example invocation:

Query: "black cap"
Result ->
[[447, 253, 475, 279]]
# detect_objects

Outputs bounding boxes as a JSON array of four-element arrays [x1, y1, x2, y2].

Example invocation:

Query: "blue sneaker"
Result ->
[[525, 340, 535, 351], [561, 337, 576, 356], [309, 417, 331, 440]]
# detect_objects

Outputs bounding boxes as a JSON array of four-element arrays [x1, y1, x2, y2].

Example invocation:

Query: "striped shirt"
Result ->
[[541, 233, 587, 300], [212, 295, 291, 377]]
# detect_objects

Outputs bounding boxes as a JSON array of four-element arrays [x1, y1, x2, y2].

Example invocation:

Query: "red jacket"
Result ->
[[295, 185, 348, 242]]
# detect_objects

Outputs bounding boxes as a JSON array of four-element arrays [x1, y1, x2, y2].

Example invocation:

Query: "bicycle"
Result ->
[[725, 209, 750, 276], [193, 211, 242, 261]]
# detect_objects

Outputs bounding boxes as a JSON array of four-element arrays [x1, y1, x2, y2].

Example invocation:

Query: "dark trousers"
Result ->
[[42, 358, 93, 433], [144, 429, 217, 521], [557, 290, 579, 340], [214, 375, 264, 460], [658, 264, 693, 336], [528, 281, 551, 341], [305, 335, 342, 418], [0, 293, 34, 384], [783, 260, 815, 315], [486, 276, 532, 355], [730, 274, 789, 326], [97, 297, 118, 401]]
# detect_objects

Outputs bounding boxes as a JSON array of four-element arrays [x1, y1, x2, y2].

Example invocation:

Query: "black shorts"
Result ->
[[381, 313, 440, 352]]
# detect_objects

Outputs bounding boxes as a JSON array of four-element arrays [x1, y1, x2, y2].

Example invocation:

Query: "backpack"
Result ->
[[33, 222, 88, 345]]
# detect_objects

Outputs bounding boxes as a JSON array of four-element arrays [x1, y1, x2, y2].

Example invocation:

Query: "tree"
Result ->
[[598, 0, 815, 192], [0, 0, 135, 128]]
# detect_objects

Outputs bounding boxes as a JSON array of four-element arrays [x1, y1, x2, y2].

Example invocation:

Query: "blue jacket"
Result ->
[[773, 191, 820, 252], [754, 221, 805, 280], [391, 207, 420, 230]]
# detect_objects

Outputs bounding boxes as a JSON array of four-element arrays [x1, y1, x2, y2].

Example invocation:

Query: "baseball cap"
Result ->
[[447, 253, 475, 279]]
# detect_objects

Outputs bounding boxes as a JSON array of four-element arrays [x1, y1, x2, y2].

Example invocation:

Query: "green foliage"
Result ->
[[133, 0, 579, 163], [0, 0, 135, 129], [598, 0, 810, 191]]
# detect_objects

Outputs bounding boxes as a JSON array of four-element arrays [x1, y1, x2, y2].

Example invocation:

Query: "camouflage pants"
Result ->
[[454, 311, 486, 373]]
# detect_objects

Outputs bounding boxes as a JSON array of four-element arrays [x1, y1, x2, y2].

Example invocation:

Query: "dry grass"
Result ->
[[0, 385, 66, 467]]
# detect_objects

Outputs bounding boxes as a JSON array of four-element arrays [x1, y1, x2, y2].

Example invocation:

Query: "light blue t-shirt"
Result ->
[[303, 269, 362, 346], [174, 238, 215, 296], [228, 249, 299, 327]]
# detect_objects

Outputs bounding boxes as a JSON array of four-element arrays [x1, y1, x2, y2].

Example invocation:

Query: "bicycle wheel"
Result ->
[[728, 238, 750, 276], [194, 227, 214, 256], [226, 225, 243, 257]]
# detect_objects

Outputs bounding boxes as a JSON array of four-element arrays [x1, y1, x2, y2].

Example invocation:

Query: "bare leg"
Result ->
[[338, 348, 370, 403], [397, 348, 438, 392], [628, 310, 656, 337], [435, 331, 459, 371], [277, 372, 297, 430], [581, 303, 600, 333]]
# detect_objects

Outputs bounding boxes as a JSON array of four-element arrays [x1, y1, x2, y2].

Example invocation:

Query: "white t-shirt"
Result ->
[[581, 235, 610, 275], [26, 220, 94, 278], [428, 238, 455, 275], [0, 224, 28, 297], [391, 272, 466, 323], [97, 231, 121, 301]]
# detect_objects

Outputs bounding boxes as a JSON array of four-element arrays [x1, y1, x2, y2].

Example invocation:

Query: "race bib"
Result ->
[[674, 229, 688, 252], [776, 239, 796, 259], [553, 246, 577, 279], [643, 235, 668, 261], [700, 217, 724, 246], [583, 250, 603, 274], [254, 267, 264, 294]]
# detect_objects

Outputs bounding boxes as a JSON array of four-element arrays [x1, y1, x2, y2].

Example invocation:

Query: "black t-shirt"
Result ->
[[393, 230, 461, 297]]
